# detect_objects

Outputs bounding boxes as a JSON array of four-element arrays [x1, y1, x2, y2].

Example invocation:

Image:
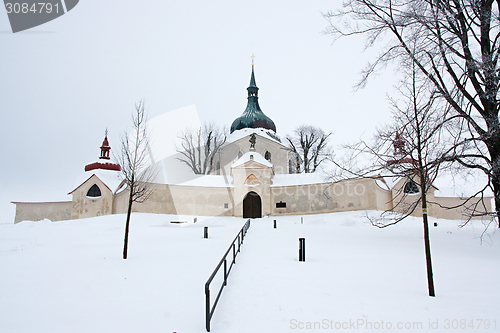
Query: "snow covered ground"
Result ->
[[1, 212, 499, 332]]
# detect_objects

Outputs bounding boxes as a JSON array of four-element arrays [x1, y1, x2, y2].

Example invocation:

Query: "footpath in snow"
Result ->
[[211, 213, 500, 332]]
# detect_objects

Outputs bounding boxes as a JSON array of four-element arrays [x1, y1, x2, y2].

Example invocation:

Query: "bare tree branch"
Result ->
[[175, 122, 227, 175], [325, 0, 500, 226], [286, 125, 333, 173]]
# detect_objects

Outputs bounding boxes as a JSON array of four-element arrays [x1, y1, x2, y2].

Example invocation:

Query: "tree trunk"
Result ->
[[123, 186, 134, 259], [420, 172, 435, 297], [486, 145, 500, 227], [422, 203, 435, 297], [491, 173, 500, 228]]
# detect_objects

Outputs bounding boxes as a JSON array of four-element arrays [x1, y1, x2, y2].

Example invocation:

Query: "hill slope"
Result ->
[[1, 212, 499, 332]]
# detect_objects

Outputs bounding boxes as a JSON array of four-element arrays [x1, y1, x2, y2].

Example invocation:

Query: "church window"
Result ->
[[288, 160, 293, 174], [224, 203, 229, 208], [216, 161, 221, 175], [404, 180, 419, 194], [87, 184, 101, 197], [276, 201, 286, 208], [238, 151, 243, 159], [265, 151, 271, 162]]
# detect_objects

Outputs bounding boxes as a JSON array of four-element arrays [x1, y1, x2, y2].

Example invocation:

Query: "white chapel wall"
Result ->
[[71, 176, 114, 219], [216, 132, 289, 176]]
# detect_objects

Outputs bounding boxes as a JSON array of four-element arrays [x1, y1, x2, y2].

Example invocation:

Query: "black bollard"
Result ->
[[299, 238, 305, 262], [274, 220, 277, 228], [433, 222, 438, 227], [204, 226, 208, 239]]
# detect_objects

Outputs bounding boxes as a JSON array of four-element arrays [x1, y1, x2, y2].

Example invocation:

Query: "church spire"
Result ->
[[230, 60, 276, 134], [84, 131, 121, 172], [247, 64, 259, 97], [99, 129, 111, 160]]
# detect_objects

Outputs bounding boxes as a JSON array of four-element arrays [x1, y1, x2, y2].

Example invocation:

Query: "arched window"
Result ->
[[265, 151, 271, 162], [87, 184, 101, 197], [404, 180, 419, 194], [237, 151, 243, 159], [216, 161, 221, 175], [288, 160, 293, 174]]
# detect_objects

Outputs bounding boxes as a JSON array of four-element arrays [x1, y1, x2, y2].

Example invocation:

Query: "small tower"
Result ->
[[84, 132, 121, 172], [388, 131, 416, 167], [393, 132, 405, 157], [99, 135, 111, 160]]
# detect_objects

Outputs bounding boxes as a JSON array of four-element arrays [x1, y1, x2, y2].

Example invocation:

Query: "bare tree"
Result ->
[[333, 60, 457, 297], [325, 0, 500, 226], [117, 100, 157, 259], [286, 125, 332, 173], [176, 122, 227, 175]]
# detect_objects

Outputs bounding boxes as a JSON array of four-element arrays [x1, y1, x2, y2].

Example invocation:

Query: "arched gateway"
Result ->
[[243, 191, 262, 218]]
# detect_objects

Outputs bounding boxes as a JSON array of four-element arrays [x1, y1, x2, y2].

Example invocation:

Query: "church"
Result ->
[[12, 64, 491, 223]]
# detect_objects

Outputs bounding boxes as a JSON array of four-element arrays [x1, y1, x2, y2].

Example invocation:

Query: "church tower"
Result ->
[[84, 133, 121, 172], [230, 63, 276, 133]]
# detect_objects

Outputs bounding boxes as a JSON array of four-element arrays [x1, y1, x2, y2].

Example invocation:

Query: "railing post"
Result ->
[[232, 243, 236, 264], [223, 259, 227, 286], [205, 284, 211, 332], [299, 238, 305, 262]]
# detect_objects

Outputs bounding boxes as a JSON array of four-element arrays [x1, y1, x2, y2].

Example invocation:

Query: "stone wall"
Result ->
[[13, 201, 72, 223], [270, 178, 391, 215], [12, 176, 493, 223], [112, 184, 235, 217]]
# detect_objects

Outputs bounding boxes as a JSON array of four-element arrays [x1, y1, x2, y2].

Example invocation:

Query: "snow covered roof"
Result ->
[[372, 169, 494, 198], [175, 175, 233, 188], [271, 173, 325, 187], [433, 173, 493, 198], [225, 128, 283, 146], [11, 191, 71, 203], [232, 151, 273, 168], [70, 169, 123, 194], [375, 176, 402, 191]]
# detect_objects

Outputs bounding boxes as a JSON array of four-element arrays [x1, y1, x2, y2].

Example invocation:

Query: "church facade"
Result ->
[[12, 65, 492, 223]]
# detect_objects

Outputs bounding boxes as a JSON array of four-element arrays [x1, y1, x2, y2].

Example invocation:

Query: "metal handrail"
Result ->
[[205, 219, 251, 332]]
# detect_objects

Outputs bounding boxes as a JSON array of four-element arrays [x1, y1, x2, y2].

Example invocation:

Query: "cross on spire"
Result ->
[[251, 53, 256, 65]]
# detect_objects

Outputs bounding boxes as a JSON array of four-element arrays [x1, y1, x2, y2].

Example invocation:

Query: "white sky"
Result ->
[[0, 0, 400, 222]]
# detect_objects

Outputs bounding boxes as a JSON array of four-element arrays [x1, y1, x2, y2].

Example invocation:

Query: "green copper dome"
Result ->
[[230, 65, 276, 134]]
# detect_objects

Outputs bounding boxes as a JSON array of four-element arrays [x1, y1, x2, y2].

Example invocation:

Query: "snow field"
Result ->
[[1, 212, 499, 332]]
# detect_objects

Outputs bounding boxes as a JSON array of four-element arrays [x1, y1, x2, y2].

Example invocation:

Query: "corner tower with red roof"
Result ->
[[84, 134, 121, 172]]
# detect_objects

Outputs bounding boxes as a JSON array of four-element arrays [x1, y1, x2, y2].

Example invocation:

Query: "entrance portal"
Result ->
[[243, 191, 262, 218]]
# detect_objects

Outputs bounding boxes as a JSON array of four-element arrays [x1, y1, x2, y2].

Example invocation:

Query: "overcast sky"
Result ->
[[0, 0, 400, 222]]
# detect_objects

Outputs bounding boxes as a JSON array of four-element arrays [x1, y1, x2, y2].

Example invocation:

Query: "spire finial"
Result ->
[[105, 128, 108, 137], [251, 53, 256, 66]]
